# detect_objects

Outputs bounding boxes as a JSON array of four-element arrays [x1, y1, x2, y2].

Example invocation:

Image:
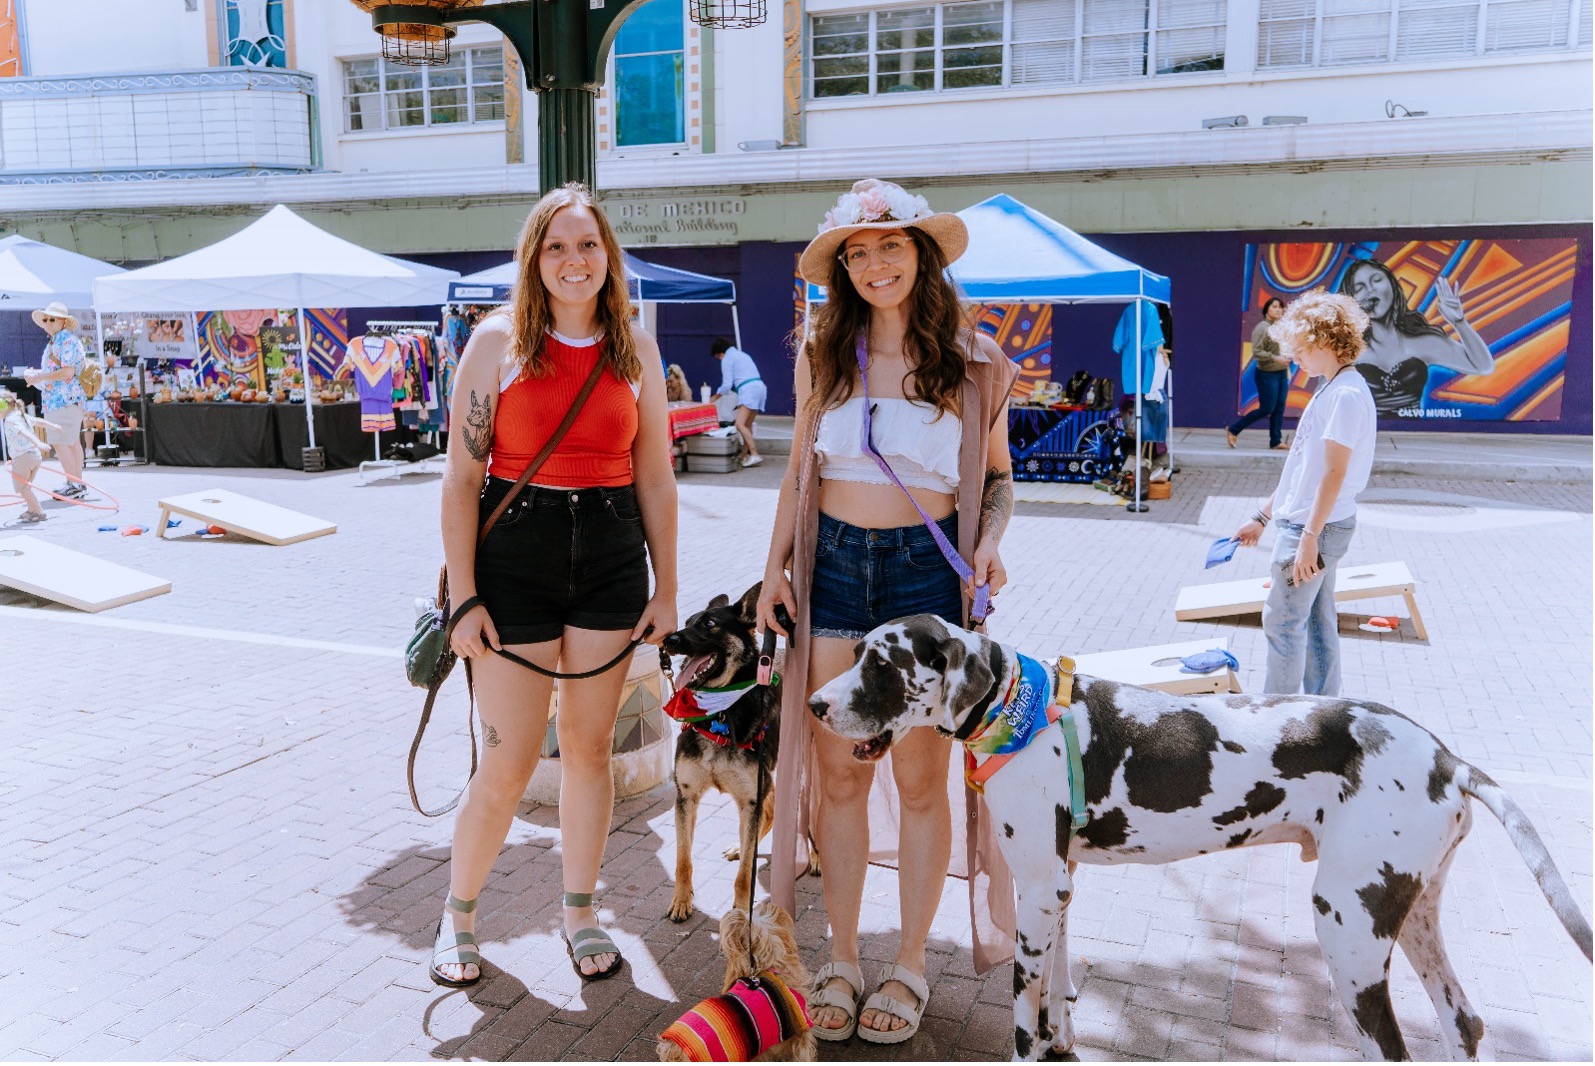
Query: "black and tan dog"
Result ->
[[662, 583, 783, 923]]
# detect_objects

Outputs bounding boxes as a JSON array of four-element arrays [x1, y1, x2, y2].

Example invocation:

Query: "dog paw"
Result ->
[[666, 898, 695, 923], [805, 852, 822, 877], [722, 844, 741, 861]]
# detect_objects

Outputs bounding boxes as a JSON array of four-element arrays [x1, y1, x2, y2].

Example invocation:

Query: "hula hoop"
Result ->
[[1, 460, 122, 512]]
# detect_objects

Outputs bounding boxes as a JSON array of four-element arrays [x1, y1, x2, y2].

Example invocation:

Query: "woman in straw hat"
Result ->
[[757, 179, 1020, 1044], [23, 302, 89, 498]]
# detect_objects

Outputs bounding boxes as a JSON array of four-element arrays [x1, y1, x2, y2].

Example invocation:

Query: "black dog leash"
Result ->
[[741, 604, 792, 976]]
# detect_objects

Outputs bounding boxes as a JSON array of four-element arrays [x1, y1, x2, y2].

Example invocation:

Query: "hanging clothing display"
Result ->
[[346, 334, 400, 433]]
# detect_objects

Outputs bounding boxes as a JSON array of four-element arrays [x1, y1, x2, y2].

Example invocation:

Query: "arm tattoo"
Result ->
[[484, 725, 500, 748], [464, 389, 492, 462], [978, 468, 1013, 543]]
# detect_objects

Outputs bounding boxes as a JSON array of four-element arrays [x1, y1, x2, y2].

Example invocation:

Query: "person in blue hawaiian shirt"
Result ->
[[23, 302, 88, 498]]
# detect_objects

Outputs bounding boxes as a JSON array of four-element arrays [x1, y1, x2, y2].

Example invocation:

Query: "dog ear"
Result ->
[[737, 582, 762, 624], [947, 637, 998, 723], [707, 593, 730, 610]]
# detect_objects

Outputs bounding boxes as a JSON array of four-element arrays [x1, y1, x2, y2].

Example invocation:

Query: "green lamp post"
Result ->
[[361, 0, 763, 194]]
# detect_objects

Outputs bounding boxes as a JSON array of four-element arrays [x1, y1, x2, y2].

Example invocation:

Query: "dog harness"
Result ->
[[665, 679, 779, 750], [960, 654, 1089, 834], [659, 972, 811, 1062]]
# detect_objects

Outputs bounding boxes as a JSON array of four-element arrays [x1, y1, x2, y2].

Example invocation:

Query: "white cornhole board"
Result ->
[[156, 489, 336, 546], [0, 535, 171, 612], [1074, 638, 1242, 696], [1174, 560, 1427, 640]]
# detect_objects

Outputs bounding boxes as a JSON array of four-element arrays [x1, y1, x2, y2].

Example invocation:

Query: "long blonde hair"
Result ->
[[497, 183, 639, 382]]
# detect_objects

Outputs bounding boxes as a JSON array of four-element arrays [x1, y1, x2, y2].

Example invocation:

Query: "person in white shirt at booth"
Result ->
[[1233, 290, 1377, 696], [710, 337, 765, 468]]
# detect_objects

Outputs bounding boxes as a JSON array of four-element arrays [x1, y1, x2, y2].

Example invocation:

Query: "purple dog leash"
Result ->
[[854, 331, 993, 625]]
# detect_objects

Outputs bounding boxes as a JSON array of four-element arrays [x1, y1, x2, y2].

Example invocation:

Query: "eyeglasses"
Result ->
[[839, 237, 910, 273], [40, 317, 57, 323]]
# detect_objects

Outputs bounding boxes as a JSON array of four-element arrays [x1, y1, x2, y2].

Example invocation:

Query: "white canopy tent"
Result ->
[[0, 235, 126, 310], [92, 205, 459, 449]]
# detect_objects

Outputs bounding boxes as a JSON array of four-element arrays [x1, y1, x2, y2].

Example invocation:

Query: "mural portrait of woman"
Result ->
[[1337, 258, 1493, 416]]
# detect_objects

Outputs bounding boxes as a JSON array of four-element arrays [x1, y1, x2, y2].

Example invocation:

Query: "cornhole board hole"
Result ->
[[156, 489, 336, 546], [0, 535, 171, 612], [1174, 560, 1427, 640], [1074, 638, 1242, 696]]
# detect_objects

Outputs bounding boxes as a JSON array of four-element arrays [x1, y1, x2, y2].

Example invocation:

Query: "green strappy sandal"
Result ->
[[430, 893, 483, 988], [560, 891, 624, 982]]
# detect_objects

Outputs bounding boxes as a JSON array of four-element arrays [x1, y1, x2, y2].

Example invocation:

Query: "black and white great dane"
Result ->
[[807, 615, 1593, 1062]]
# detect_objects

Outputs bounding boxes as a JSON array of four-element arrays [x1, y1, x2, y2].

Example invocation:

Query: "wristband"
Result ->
[[1251, 511, 1270, 527], [1301, 529, 1319, 539]]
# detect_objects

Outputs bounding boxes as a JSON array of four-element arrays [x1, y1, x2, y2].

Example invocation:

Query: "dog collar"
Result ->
[[962, 655, 1090, 838], [961, 653, 1054, 756]]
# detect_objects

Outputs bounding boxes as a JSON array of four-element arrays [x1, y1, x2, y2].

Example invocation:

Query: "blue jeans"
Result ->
[[808, 512, 964, 639], [1229, 369, 1288, 448], [1262, 517, 1357, 695]]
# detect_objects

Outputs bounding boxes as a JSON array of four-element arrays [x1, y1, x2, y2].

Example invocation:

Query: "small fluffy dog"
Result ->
[[657, 903, 817, 1062], [661, 584, 783, 922]]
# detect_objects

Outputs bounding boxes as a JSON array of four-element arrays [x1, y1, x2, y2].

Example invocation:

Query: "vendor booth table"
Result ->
[[1007, 406, 1122, 484], [143, 400, 375, 470], [667, 401, 719, 442]]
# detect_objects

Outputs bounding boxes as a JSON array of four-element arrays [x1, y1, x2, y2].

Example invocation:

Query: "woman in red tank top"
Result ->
[[432, 184, 678, 988]]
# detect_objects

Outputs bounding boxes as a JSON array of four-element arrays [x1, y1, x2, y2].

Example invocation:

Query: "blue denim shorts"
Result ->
[[808, 512, 964, 639]]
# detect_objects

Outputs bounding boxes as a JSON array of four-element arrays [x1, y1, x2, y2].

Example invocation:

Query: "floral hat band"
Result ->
[[799, 178, 968, 285]]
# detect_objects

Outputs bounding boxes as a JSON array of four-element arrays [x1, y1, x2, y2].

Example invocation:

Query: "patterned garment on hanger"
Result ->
[[347, 335, 399, 432]]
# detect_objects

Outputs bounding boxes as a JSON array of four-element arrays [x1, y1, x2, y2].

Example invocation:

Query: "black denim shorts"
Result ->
[[808, 512, 964, 639], [473, 478, 650, 645]]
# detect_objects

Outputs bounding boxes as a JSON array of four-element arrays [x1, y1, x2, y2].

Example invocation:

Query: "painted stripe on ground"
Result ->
[[0, 604, 401, 657]]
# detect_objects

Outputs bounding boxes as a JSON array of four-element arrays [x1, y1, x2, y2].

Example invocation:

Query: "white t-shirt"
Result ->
[[1272, 369, 1376, 525], [716, 346, 760, 394]]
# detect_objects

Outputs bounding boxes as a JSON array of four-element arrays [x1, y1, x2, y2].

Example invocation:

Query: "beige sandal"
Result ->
[[809, 960, 865, 1042], [856, 964, 930, 1045]]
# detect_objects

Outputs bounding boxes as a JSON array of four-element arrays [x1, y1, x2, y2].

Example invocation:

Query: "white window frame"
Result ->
[[808, 0, 1226, 98], [341, 47, 506, 134], [1257, 0, 1588, 69]]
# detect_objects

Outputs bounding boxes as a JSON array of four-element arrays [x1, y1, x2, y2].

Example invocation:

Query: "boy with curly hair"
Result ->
[[1234, 289, 1376, 695]]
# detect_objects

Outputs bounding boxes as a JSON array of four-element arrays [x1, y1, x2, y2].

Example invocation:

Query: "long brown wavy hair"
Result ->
[[802, 227, 969, 419], [494, 183, 639, 383]]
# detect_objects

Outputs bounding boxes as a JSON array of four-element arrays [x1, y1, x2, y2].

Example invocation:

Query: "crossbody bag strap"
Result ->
[[853, 330, 992, 624], [410, 355, 609, 818]]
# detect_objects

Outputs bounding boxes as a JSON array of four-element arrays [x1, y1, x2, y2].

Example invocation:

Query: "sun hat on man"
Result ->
[[799, 179, 968, 285], [31, 301, 79, 330]]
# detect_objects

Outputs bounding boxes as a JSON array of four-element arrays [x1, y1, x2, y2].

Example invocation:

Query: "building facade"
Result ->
[[0, 0, 1589, 429]]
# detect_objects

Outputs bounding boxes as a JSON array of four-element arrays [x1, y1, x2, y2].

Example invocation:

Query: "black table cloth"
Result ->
[[276, 401, 377, 471], [146, 402, 280, 468]]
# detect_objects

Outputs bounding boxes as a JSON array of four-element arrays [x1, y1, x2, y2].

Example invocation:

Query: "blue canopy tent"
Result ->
[[448, 251, 743, 348], [803, 193, 1172, 509]]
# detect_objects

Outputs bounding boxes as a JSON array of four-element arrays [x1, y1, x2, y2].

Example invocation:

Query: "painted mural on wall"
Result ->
[[0, 1, 20, 77], [195, 308, 349, 388], [1240, 238, 1579, 422]]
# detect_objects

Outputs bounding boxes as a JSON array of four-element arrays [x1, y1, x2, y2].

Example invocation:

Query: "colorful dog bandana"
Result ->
[[962, 652, 1055, 756], [664, 681, 759, 723], [659, 972, 811, 1061]]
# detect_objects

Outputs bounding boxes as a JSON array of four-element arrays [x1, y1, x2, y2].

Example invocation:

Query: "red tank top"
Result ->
[[488, 332, 637, 487]]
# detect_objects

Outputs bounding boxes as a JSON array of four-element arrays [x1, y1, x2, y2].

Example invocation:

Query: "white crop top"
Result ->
[[815, 396, 961, 493]]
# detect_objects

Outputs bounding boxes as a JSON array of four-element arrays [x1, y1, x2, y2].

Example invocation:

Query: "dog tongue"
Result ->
[[682, 654, 714, 685]]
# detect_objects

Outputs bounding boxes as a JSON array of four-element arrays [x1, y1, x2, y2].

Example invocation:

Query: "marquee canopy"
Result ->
[[0, 235, 125, 311], [447, 252, 736, 305]]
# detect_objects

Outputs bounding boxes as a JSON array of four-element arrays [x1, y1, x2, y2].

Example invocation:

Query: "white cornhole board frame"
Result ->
[[1074, 638, 1242, 695], [0, 535, 171, 612], [157, 489, 336, 546], [1174, 560, 1427, 640]]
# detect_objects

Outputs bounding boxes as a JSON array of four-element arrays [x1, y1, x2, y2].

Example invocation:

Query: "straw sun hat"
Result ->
[[798, 179, 968, 285], [31, 301, 79, 330]]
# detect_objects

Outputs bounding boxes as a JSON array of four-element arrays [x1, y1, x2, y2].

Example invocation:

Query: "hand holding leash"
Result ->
[[757, 604, 793, 687]]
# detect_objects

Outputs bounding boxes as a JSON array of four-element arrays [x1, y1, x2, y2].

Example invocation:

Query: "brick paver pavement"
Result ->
[[2, 459, 1589, 1061]]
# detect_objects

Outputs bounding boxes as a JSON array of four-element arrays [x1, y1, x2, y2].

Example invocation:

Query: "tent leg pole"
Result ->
[[297, 307, 317, 452], [731, 304, 743, 351], [1128, 297, 1146, 513]]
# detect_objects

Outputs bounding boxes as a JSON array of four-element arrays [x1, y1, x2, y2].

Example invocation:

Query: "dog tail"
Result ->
[[1460, 763, 1593, 961]]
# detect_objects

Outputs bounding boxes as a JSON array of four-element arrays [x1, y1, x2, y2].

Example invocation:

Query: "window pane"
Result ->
[[429, 87, 466, 123], [1485, 0, 1570, 50], [874, 47, 935, 91], [384, 68, 421, 91], [877, 7, 936, 50], [1013, 0, 1077, 41], [473, 83, 505, 121], [812, 13, 871, 55], [1013, 0, 1076, 82], [344, 58, 379, 94], [814, 54, 870, 95], [347, 92, 381, 131], [429, 63, 467, 88], [386, 88, 426, 126], [615, 51, 685, 144], [944, 0, 1004, 44], [1257, 19, 1315, 64], [617, 0, 685, 55], [1157, 26, 1226, 70], [1320, 11, 1391, 61], [470, 46, 505, 81], [944, 45, 1004, 86]]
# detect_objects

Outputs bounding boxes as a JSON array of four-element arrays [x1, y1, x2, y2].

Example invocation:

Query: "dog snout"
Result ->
[[661, 631, 685, 653], [808, 695, 829, 720]]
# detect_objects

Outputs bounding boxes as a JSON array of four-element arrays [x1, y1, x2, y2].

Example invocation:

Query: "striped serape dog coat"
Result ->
[[659, 972, 811, 1061]]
